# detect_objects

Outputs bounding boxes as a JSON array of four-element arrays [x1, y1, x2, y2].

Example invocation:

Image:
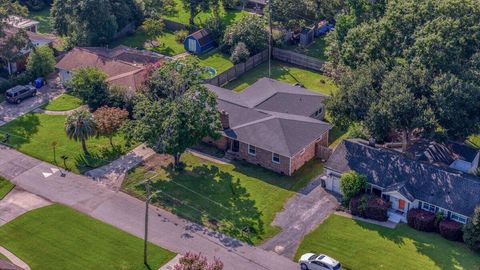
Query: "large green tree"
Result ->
[[223, 14, 268, 55], [464, 206, 480, 252], [181, 0, 219, 25], [67, 67, 109, 110], [26, 45, 56, 78], [327, 0, 480, 144], [127, 59, 221, 168]]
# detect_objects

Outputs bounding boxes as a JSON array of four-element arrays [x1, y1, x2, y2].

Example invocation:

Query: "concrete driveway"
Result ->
[[261, 177, 340, 259], [0, 79, 63, 125], [0, 187, 51, 225]]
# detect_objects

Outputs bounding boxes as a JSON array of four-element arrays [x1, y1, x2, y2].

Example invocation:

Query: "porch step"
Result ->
[[388, 212, 403, 223]]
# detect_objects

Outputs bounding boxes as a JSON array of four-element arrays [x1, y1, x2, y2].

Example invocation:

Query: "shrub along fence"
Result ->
[[272, 47, 325, 72], [204, 49, 269, 86]]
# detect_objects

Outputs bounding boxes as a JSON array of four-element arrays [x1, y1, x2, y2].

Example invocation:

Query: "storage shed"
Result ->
[[299, 27, 314, 46], [184, 29, 216, 55]]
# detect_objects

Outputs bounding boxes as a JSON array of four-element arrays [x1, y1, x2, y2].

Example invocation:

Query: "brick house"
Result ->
[[205, 78, 332, 175]]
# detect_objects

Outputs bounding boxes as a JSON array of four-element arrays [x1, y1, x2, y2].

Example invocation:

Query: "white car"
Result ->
[[298, 253, 342, 270]]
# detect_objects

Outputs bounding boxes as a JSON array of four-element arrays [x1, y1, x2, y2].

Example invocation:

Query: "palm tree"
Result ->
[[65, 110, 97, 155]]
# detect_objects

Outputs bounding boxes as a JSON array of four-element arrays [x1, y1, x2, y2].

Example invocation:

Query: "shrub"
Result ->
[[439, 219, 464, 241], [463, 206, 480, 252], [203, 17, 225, 43], [365, 196, 390, 221], [230, 42, 250, 64], [349, 194, 368, 217], [340, 170, 367, 205], [175, 30, 189, 44], [174, 252, 223, 270], [27, 45, 56, 78], [407, 208, 435, 232]]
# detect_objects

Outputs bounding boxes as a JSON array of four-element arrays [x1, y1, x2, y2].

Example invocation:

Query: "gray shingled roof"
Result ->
[[326, 139, 480, 217], [205, 78, 331, 157]]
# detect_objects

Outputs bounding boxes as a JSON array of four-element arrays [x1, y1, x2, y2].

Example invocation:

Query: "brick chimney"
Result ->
[[220, 110, 230, 130]]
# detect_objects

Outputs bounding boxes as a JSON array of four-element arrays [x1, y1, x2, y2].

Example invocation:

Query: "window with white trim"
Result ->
[[422, 202, 436, 213], [451, 213, 467, 224], [272, 153, 280, 164], [248, 145, 256, 156]]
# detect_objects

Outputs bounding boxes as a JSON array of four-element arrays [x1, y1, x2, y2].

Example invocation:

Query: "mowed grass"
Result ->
[[295, 215, 480, 270], [0, 204, 175, 270], [466, 135, 480, 149], [224, 60, 337, 95], [111, 31, 185, 56], [164, 0, 248, 26], [0, 113, 131, 174], [0, 176, 14, 200], [28, 8, 53, 34], [123, 153, 323, 245], [42, 94, 83, 111], [193, 50, 234, 74], [285, 36, 328, 60]]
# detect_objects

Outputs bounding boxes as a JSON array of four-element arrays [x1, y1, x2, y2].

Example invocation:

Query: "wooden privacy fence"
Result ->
[[272, 47, 325, 72], [204, 49, 269, 86]]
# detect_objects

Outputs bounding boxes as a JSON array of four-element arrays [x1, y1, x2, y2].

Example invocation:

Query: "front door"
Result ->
[[398, 199, 406, 211], [188, 39, 197, 53], [232, 140, 240, 152]]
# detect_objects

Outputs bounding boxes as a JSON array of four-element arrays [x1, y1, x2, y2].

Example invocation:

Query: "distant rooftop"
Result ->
[[6, 15, 39, 29]]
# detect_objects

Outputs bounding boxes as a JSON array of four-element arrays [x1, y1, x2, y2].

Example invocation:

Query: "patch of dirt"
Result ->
[[143, 154, 174, 171]]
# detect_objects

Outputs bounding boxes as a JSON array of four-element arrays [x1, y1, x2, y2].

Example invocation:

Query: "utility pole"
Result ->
[[268, 0, 273, 78]]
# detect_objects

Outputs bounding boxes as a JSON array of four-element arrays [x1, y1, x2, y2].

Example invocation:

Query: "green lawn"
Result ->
[[0, 113, 131, 174], [0, 204, 175, 270], [295, 215, 480, 270], [123, 153, 323, 245], [285, 36, 328, 60], [42, 94, 83, 111], [224, 60, 337, 95], [192, 50, 234, 74], [164, 0, 248, 26], [28, 8, 53, 34], [111, 31, 186, 56], [466, 135, 480, 149], [0, 176, 14, 200]]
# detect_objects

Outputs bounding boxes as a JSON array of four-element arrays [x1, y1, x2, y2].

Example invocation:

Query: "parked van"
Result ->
[[5, 85, 37, 104]]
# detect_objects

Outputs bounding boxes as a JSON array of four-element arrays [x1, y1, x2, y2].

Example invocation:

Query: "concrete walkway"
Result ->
[[0, 187, 52, 226], [334, 211, 398, 229], [32, 105, 86, 116], [0, 246, 31, 270], [0, 145, 297, 270], [261, 177, 339, 259], [84, 143, 156, 190]]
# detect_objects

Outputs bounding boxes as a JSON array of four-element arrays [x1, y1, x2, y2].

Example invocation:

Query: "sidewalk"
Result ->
[[0, 246, 31, 270], [0, 145, 298, 270]]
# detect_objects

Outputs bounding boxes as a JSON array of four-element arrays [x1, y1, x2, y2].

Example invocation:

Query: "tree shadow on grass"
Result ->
[[354, 221, 480, 270], [136, 164, 265, 245], [74, 145, 125, 173], [0, 113, 40, 147]]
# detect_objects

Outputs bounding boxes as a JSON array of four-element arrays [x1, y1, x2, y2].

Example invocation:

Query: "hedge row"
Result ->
[[349, 195, 390, 222], [407, 208, 464, 242]]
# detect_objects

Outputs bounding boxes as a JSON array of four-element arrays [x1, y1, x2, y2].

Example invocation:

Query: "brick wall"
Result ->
[[236, 142, 291, 175], [290, 132, 329, 174], [202, 136, 229, 151]]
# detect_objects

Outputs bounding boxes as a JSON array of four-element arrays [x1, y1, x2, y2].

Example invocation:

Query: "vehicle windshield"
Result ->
[[308, 255, 317, 260], [6, 92, 14, 97], [333, 263, 341, 270]]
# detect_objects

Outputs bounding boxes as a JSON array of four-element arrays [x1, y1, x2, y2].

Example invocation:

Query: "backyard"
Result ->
[[110, 31, 186, 56], [285, 36, 328, 60], [123, 152, 323, 245], [0, 204, 175, 270], [163, 0, 248, 26], [28, 7, 53, 34], [295, 215, 480, 270], [224, 60, 337, 95], [41, 93, 83, 111], [0, 113, 131, 174]]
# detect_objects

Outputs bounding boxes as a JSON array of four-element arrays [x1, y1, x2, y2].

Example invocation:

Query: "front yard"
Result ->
[[0, 113, 131, 174], [41, 93, 83, 111], [295, 215, 480, 270], [123, 152, 323, 245], [0, 204, 175, 270], [224, 60, 337, 95]]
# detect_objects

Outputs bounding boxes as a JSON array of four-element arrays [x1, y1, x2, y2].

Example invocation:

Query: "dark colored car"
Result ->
[[5, 85, 37, 104]]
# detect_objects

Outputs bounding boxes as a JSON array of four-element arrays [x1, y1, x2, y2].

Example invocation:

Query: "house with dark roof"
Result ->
[[324, 139, 480, 224], [56, 46, 169, 91], [184, 29, 216, 55], [204, 78, 332, 175]]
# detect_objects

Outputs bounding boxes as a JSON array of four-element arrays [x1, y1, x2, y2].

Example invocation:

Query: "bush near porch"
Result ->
[[349, 194, 390, 222]]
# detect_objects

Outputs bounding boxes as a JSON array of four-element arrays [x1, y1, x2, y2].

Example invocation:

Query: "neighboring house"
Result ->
[[56, 46, 169, 91], [1, 26, 54, 74], [205, 78, 332, 175], [6, 15, 39, 33], [184, 29, 216, 55], [324, 139, 480, 224]]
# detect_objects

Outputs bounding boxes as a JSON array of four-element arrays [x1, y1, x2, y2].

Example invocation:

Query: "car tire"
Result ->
[[300, 263, 308, 270]]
